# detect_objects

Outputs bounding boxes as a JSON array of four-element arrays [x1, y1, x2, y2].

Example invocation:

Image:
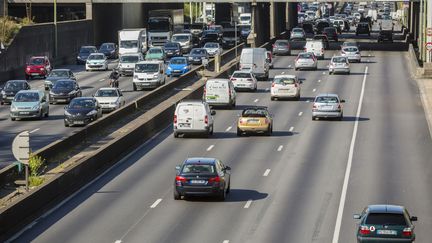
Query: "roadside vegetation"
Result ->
[[0, 17, 34, 47], [28, 154, 46, 187]]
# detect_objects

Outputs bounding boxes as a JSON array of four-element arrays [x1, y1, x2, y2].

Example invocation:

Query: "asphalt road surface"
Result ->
[[9, 47, 432, 243]]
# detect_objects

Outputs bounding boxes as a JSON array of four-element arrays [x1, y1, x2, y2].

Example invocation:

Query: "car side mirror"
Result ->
[[64, 105, 68, 110], [175, 165, 181, 171], [211, 110, 216, 115], [410, 216, 418, 222], [353, 214, 361, 220], [160, 70, 163, 74], [340, 99, 346, 103]]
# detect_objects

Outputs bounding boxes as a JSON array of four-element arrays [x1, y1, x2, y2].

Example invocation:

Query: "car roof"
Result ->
[[243, 106, 268, 111], [233, 70, 252, 74], [184, 157, 217, 164], [51, 69, 71, 72], [7, 80, 27, 83], [274, 74, 296, 79], [332, 56, 347, 59], [207, 78, 230, 83], [367, 205, 405, 214], [73, 97, 95, 101], [136, 60, 163, 64], [30, 56, 47, 59], [98, 87, 118, 91], [82, 45, 96, 48], [170, 57, 187, 60], [316, 93, 339, 98], [55, 79, 76, 82], [89, 53, 105, 56], [17, 89, 41, 94]]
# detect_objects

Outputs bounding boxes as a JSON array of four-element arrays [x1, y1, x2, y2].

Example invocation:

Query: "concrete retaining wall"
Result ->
[[0, 20, 93, 84]]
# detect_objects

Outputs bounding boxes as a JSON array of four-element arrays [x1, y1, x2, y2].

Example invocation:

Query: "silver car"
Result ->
[[295, 52, 318, 71], [329, 56, 350, 75], [271, 74, 301, 100], [203, 42, 222, 57], [312, 94, 345, 121], [341, 46, 361, 63], [272, 40, 291, 56], [290, 28, 306, 41]]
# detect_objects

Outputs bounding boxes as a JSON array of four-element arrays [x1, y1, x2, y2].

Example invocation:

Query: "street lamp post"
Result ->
[[54, 0, 57, 58]]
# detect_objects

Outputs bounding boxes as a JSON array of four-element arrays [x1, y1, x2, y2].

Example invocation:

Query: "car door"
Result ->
[[192, 104, 206, 130], [118, 89, 125, 106], [75, 83, 82, 97], [69, 71, 76, 80], [177, 104, 194, 130]]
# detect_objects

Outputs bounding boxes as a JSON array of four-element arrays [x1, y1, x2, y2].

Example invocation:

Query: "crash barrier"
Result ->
[[0, 33, 285, 240]]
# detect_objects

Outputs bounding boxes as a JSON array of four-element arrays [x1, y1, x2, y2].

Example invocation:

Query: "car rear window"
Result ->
[[299, 53, 314, 59], [315, 96, 338, 103], [274, 77, 296, 85], [332, 57, 347, 63], [232, 72, 251, 78], [365, 213, 407, 226], [181, 164, 215, 174], [242, 109, 267, 117], [344, 47, 358, 52]]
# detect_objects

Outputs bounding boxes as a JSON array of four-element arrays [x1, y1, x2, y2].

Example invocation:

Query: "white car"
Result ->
[[295, 52, 318, 71], [86, 53, 108, 71], [230, 70, 257, 91], [94, 87, 125, 112], [271, 74, 301, 101], [203, 42, 222, 57], [341, 46, 361, 63], [329, 56, 350, 75]]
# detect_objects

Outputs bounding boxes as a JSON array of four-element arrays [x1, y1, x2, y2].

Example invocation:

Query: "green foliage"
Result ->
[[0, 16, 34, 46], [29, 176, 44, 187], [28, 154, 45, 177]]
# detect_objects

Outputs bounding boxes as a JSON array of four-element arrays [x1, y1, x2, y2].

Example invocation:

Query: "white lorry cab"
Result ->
[[239, 48, 270, 80], [203, 79, 236, 108]]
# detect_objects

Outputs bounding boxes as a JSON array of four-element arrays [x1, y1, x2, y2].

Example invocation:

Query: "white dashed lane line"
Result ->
[[244, 200, 253, 209], [29, 128, 40, 133], [225, 126, 232, 132], [277, 145, 283, 151], [289, 126, 294, 132], [150, 199, 162, 208], [222, 240, 230, 243], [318, 79, 321, 83], [99, 78, 105, 82], [114, 241, 122, 243], [207, 145, 215, 151], [254, 99, 259, 103], [312, 88, 316, 92], [263, 169, 271, 177], [298, 112, 303, 116]]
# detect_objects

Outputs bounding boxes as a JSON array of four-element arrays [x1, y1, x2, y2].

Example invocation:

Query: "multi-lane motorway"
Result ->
[[9, 46, 432, 242]]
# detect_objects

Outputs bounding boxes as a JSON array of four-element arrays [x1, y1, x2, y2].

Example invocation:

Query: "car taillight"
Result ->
[[265, 118, 270, 124], [271, 82, 275, 87], [304, 47, 307, 51], [203, 86, 206, 96], [175, 175, 187, 186], [205, 115, 208, 125], [359, 226, 371, 235], [239, 118, 245, 124], [402, 228, 412, 237], [174, 114, 177, 124], [230, 78, 236, 81], [272, 44, 275, 48], [208, 176, 220, 183], [312, 103, 317, 110], [338, 104, 342, 110]]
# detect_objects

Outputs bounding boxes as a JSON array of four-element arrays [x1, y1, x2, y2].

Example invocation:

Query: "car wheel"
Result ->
[[39, 111, 43, 120], [226, 181, 231, 194], [45, 108, 49, 117], [296, 94, 301, 101], [45, 87, 49, 91], [312, 116, 316, 121], [11, 117, 15, 121], [219, 188, 226, 201], [173, 132, 179, 138], [64, 121, 69, 127], [295, 68, 299, 71], [266, 127, 272, 136], [174, 189, 181, 200], [209, 125, 214, 135], [237, 128, 242, 137], [133, 83, 137, 91], [271, 96, 275, 101], [0, 101, 3, 105]]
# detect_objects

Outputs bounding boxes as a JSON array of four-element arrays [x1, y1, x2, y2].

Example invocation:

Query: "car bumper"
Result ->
[[272, 49, 290, 55], [296, 63, 317, 69], [50, 95, 73, 103], [64, 116, 94, 126], [357, 236, 414, 243], [189, 59, 203, 65], [1, 96, 14, 104], [100, 104, 118, 112], [343, 55, 361, 62], [134, 81, 160, 88], [329, 67, 350, 73], [271, 90, 299, 98], [167, 69, 187, 76], [119, 68, 134, 76], [233, 82, 255, 90], [312, 111, 342, 118], [238, 124, 269, 133], [25, 71, 46, 76], [86, 64, 106, 70], [10, 110, 40, 118], [206, 100, 231, 107], [176, 185, 222, 196]]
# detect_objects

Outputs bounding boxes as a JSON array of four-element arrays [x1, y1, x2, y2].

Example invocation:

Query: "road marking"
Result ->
[[312, 88, 316, 92], [298, 112, 303, 116], [318, 79, 321, 83], [332, 66, 368, 243], [207, 145, 215, 151], [289, 126, 294, 132], [226, 126, 232, 132], [254, 99, 259, 103], [244, 200, 253, 209], [265, 88, 270, 91], [322, 72, 326, 75], [288, 65, 291, 68], [150, 199, 162, 208], [99, 78, 105, 82], [263, 169, 271, 177], [29, 128, 40, 133], [277, 145, 283, 151], [115, 241, 122, 243], [281, 71, 285, 74], [222, 241, 229, 243], [306, 99, 310, 103]]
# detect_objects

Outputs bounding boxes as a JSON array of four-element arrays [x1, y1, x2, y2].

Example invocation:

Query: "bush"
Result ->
[[29, 154, 45, 177], [0, 16, 34, 46], [29, 176, 44, 187]]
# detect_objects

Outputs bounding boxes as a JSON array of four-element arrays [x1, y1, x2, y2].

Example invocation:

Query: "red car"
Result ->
[[25, 56, 52, 80]]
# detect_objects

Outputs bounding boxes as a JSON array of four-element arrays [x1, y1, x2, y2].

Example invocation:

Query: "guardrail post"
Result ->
[[215, 53, 221, 73]]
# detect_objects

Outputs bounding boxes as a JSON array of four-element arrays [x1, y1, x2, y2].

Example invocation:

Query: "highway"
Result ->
[[9, 48, 432, 242]]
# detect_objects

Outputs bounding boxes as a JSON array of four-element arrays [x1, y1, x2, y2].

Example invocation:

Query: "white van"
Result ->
[[239, 48, 270, 80], [173, 100, 215, 138], [203, 79, 236, 108], [132, 60, 165, 90], [118, 53, 144, 76], [305, 40, 325, 60]]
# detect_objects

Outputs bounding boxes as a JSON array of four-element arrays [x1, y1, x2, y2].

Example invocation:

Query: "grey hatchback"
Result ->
[[272, 40, 291, 56], [312, 93, 345, 120]]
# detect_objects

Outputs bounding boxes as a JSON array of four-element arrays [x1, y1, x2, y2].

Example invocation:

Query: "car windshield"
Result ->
[[299, 53, 314, 59], [223, 31, 238, 37], [315, 96, 338, 103], [344, 47, 358, 52], [148, 48, 162, 54], [14, 92, 39, 102], [170, 58, 187, 65], [95, 89, 118, 97], [240, 26, 251, 31], [242, 109, 267, 117], [69, 99, 95, 109], [49, 70, 69, 77], [191, 49, 206, 55], [275, 41, 288, 46], [80, 47, 95, 54], [54, 81, 74, 89], [89, 54, 105, 60], [4, 82, 26, 91], [120, 55, 139, 63], [274, 77, 296, 85], [209, 26, 222, 31], [365, 213, 407, 226], [293, 28, 303, 33], [204, 33, 218, 39], [164, 43, 179, 48], [240, 16, 250, 21], [332, 57, 347, 63], [135, 63, 159, 73], [29, 58, 45, 65], [120, 40, 138, 48], [204, 43, 218, 48], [181, 164, 215, 174], [100, 43, 114, 50], [172, 35, 190, 41], [232, 72, 251, 78]]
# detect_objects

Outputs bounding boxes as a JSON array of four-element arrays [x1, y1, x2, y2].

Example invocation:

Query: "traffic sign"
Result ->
[[427, 28, 432, 37], [426, 42, 432, 52], [12, 131, 30, 165]]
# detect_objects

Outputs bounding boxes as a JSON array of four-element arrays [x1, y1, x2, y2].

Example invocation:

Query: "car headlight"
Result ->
[[32, 104, 40, 110], [49, 91, 55, 95], [64, 110, 71, 116], [188, 57, 193, 60], [26, 67, 31, 71], [11, 104, 17, 111], [167, 66, 172, 70], [86, 110, 97, 116], [153, 74, 159, 78], [68, 90, 77, 95], [40, 67, 45, 71], [183, 66, 188, 70]]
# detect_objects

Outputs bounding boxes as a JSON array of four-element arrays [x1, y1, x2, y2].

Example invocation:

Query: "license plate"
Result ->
[[31, 73, 39, 76], [57, 99, 67, 102], [247, 119, 260, 124], [74, 121, 84, 125], [179, 123, 191, 128], [237, 84, 245, 87], [20, 111, 29, 115], [377, 230, 397, 235], [206, 96, 217, 100], [322, 106, 333, 110], [190, 180, 206, 184], [280, 89, 290, 92]]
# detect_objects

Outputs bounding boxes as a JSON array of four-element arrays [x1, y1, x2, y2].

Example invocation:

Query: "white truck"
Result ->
[[118, 29, 147, 55], [148, 9, 184, 47]]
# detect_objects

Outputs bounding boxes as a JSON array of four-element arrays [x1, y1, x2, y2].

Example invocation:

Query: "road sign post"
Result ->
[[12, 131, 30, 191]]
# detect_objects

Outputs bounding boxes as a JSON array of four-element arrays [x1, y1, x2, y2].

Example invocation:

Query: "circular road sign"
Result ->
[[427, 28, 432, 37], [12, 131, 30, 165], [426, 42, 432, 52]]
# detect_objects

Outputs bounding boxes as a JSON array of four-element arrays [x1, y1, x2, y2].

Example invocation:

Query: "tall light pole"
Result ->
[[189, 1, 192, 24], [54, 0, 57, 58]]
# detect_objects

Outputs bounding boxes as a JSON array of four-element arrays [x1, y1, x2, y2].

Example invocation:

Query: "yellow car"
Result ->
[[237, 106, 273, 136]]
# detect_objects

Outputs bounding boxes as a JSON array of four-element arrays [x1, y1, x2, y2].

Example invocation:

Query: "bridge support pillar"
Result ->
[[270, 2, 286, 39], [85, 2, 92, 20], [427, 0, 432, 62], [1, 0, 7, 17], [286, 2, 297, 31]]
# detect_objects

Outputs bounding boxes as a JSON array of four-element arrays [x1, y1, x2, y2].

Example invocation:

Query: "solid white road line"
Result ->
[[289, 126, 294, 132], [298, 112, 303, 116], [222, 240, 230, 243], [277, 145, 283, 151], [312, 88, 316, 92], [29, 128, 40, 133], [244, 200, 253, 209], [263, 169, 271, 177], [332, 66, 368, 243], [114, 241, 122, 243], [254, 99, 259, 103], [207, 145, 215, 151], [150, 199, 162, 208], [226, 126, 232, 132]]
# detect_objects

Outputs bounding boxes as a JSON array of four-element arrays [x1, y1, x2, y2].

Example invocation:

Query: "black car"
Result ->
[[323, 27, 338, 41], [174, 157, 231, 200], [64, 97, 102, 127], [315, 21, 330, 34], [0, 80, 30, 105], [76, 45, 97, 64], [200, 31, 221, 46], [356, 22, 371, 36], [354, 204, 417, 243], [50, 79, 82, 104], [99, 42, 118, 59], [221, 28, 241, 49], [163, 42, 182, 57], [188, 48, 209, 65], [301, 22, 314, 35], [44, 69, 76, 90], [239, 24, 251, 41]]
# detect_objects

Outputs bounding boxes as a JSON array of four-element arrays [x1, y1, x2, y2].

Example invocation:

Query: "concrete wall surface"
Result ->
[[0, 20, 93, 83]]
